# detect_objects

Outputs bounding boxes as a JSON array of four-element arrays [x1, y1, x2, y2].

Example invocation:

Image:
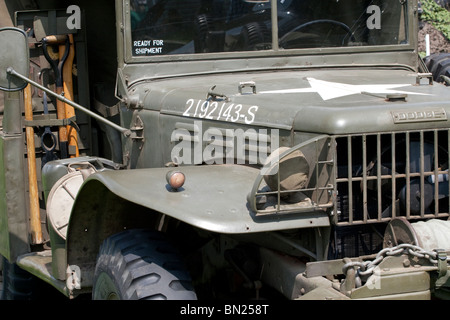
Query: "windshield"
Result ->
[[130, 0, 408, 57]]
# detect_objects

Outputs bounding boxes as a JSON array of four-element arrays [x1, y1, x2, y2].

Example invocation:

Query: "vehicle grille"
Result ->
[[334, 129, 450, 226]]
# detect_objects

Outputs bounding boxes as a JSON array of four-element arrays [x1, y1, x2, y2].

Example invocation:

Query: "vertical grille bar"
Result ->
[[362, 134, 368, 223], [347, 136, 353, 224], [315, 139, 320, 205], [406, 132, 411, 219], [377, 134, 382, 220], [448, 129, 450, 215], [420, 131, 425, 218], [391, 133, 397, 218], [434, 130, 439, 216]]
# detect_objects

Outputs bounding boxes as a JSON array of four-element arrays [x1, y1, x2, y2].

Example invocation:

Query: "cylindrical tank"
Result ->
[[384, 217, 450, 251], [410, 219, 450, 251]]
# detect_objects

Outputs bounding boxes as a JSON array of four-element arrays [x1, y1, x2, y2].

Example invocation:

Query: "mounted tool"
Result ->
[[41, 91, 58, 166], [62, 34, 79, 157], [41, 35, 70, 159], [24, 83, 43, 245]]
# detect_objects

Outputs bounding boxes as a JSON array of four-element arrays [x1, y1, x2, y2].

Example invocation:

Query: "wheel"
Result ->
[[238, 22, 271, 51], [1, 256, 34, 300], [1, 256, 68, 300], [424, 53, 450, 82], [92, 229, 197, 300], [194, 14, 211, 53]]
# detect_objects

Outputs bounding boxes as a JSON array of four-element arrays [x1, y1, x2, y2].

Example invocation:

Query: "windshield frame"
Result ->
[[119, 0, 418, 66]]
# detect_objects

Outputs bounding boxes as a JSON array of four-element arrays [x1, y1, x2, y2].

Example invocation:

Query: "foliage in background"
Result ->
[[420, 0, 450, 40]]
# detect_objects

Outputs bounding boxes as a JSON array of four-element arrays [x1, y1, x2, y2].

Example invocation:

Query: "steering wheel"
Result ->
[[279, 19, 356, 48]]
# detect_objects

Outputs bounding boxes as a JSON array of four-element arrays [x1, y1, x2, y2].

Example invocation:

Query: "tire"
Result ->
[[239, 22, 271, 51], [92, 229, 197, 300], [194, 14, 211, 53], [1, 256, 34, 300], [1, 256, 66, 301], [424, 53, 450, 82]]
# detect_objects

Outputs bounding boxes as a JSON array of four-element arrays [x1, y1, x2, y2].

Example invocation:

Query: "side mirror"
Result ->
[[0, 27, 30, 92]]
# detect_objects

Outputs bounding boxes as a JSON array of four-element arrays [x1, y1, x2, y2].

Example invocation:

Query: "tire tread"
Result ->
[[93, 229, 197, 300]]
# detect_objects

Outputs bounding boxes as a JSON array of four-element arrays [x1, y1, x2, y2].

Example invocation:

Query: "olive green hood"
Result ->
[[135, 68, 449, 134]]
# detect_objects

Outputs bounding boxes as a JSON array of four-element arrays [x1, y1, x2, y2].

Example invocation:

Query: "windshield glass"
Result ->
[[130, 0, 408, 57]]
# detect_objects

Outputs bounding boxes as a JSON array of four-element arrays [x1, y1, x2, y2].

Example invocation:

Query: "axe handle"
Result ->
[[56, 86, 69, 159], [63, 34, 79, 157]]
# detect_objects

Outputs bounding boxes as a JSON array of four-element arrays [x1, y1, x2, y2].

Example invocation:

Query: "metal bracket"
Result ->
[[66, 264, 81, 293], [239, 81, 257, 95], [130, 115, 144, 141], [207, 85, 230, 101], [94, 99, 120, 118], [434, 249, 450, 289], [435, 249, 448, 278], [416, 73, 433, 85], [24, 115, 77, 128]]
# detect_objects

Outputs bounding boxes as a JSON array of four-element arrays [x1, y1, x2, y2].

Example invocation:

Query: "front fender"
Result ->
[[66, 164, 330, 287], [70, 164, 330, 235]]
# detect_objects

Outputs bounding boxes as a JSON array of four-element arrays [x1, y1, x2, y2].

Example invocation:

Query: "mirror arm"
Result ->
[[6, 67, 133, 138]]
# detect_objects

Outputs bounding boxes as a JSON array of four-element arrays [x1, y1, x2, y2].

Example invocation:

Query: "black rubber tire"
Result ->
[[424, 53, 450, 82], [194, 14, 211, 53], [1, 256, 34, 300], [92, 229, 197, 300], [239, 22, 271, 51]]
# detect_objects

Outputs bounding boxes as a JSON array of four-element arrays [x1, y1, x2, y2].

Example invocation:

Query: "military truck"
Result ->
[[0, 0, 449, 300]]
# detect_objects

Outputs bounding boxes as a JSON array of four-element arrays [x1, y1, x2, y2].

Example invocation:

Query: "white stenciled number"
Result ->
[[183, 99, 259, 124], [193, 99, 203, 117], [183, 99, 195, 117], [231, 104, 243, 122], [206, 101, 218, 119], [222, 104, 234, 121], [198, 101, 209, 118]]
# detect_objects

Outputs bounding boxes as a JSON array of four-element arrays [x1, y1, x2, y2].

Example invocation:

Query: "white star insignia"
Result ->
[[260, 77, 430, 101]]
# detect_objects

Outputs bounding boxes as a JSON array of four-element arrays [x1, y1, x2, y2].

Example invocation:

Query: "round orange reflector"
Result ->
[[166, 171, 185, 189]]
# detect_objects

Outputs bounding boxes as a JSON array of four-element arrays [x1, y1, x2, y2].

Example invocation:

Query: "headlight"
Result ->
[[263, 147, 310, 194]]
